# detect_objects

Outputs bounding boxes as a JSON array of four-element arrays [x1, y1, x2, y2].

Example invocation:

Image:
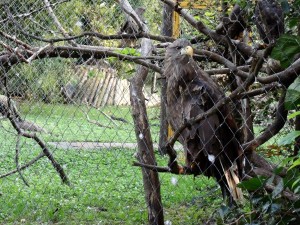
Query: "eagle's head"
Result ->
[[165, 39, 194, 63]]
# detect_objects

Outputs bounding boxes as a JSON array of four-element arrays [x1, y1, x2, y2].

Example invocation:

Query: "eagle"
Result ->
[[164, 39, 244, 203], [254, 0, 284, 44]]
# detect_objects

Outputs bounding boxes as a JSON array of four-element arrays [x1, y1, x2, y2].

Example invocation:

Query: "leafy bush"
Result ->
[[7, 58, 75, 103]]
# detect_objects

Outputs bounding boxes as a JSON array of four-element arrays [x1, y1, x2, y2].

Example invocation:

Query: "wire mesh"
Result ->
[[0, 0, 299, 224]]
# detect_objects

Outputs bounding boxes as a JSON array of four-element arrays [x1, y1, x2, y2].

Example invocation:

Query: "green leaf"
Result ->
[[285, 76, 300, 111], [289, 158, 300, 170], [115, 48, 141, 56], [278, 131, 300, 146], [271, 34, 300, 68], [292, 177, 300, 189], [288, 17, 300, 28], [288, 111, 300, 119], [238, 177, 265, 191]]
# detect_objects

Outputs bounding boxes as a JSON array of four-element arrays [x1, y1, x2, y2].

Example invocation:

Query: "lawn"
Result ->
[[0, 102, 222, 224]]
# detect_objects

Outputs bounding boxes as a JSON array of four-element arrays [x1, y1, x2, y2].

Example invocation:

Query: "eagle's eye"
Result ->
[[175, 46, 182, 50]]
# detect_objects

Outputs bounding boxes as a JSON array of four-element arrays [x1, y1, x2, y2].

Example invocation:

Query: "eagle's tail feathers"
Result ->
[[220, 161, 244, 203]]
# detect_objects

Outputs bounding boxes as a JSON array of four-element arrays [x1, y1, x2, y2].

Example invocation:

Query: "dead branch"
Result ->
[[27, 44, 51, 63], [2, 75, 70, 186], [238, 83, 281, 99], [15, 134, 30, 186], [117, 0, 144, 32], [0, 0, 69, 24], [195, 50, 249, 79], [0, 30, 33, 51], [160, 0, 263, 59], [206, 65, 250, 76], [119, 0, 165, 222], [0, 152, 45, 179], [133, 161, 171, 173], [257, 57, 300, 85], [0, 45, 162, 73], [83, 100, 113, 128], [243, 90, 288, 154], [0, 40, 29, 63], [43, 0, 77, 46]]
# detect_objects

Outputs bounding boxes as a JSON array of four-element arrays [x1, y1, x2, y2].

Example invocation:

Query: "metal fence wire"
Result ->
[[0, 0, 300, 224]]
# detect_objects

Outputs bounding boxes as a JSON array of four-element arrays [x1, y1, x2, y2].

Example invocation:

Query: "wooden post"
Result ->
[[159, 3, 173, 155]]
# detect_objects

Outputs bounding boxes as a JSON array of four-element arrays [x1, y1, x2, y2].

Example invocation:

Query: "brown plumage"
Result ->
[[254, 0, 284, 44], [164, 39, 244, 203]]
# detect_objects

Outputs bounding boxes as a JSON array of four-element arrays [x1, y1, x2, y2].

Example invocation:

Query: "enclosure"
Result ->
[[1, 0, 300, 224]]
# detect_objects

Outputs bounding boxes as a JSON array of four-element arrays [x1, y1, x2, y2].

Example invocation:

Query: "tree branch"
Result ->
[[43, 0, 77, 46], [0, 152, 45, 179]]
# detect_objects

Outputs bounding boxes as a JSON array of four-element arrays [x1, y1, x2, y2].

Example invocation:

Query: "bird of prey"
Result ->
[[119, 7, 145, 47], [254, 0, 284, 44], [164, 39, 244, 203]]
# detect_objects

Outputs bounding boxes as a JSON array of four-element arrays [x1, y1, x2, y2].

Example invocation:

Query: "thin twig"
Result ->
[[2, 73, 70, 185], [0, 152, 45, 179], [0, 30, 33, 51], [82, 102, 113, 129], [15, 134, 30, 186], [27, 44, 51, 63], [0, 0, 69, 23], [43, 0, 77, 46], [133, 161, 171, 173]]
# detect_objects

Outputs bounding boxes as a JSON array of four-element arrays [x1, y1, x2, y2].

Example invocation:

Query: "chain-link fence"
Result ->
[[0, 0, 300, 224]]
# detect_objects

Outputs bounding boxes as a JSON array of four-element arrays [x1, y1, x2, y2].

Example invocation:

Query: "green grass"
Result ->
[[15, 101, 161, 143], [0, 102, 221, 224]]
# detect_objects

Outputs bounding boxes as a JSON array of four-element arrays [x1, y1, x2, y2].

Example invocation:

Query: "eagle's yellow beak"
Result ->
[[180, 46, 194, 57]]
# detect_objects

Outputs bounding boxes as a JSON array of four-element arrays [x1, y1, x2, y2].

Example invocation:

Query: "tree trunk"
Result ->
[[117, 0, 164, 224], [158, 4, 173, 155], [130, 38, 164, 225]]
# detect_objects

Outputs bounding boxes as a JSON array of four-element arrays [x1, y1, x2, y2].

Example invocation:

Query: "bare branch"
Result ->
[[133, 161, 171, 173], [160, 0, 263, 59], [15, 134, 30, 186], [206, 65, 250, 76], [116, 0, 145, 32], [0, 152, 45, 179], [0, 45, 163, 73], [257, 58, 300, 85], [43, 0, 77, 46], [22, 31, 175, 44], [26, 44, 51, 63], [0, 30, 33, 51], [243, 90, 288, 153], [238, 83, 281, 99], [196, 50, 249, 79], [2, 74, 70, 185], [0, 0, 70, 24]]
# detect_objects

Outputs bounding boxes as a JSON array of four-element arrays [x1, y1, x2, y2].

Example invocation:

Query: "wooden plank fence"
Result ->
[[63, 67, 160, 107]]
